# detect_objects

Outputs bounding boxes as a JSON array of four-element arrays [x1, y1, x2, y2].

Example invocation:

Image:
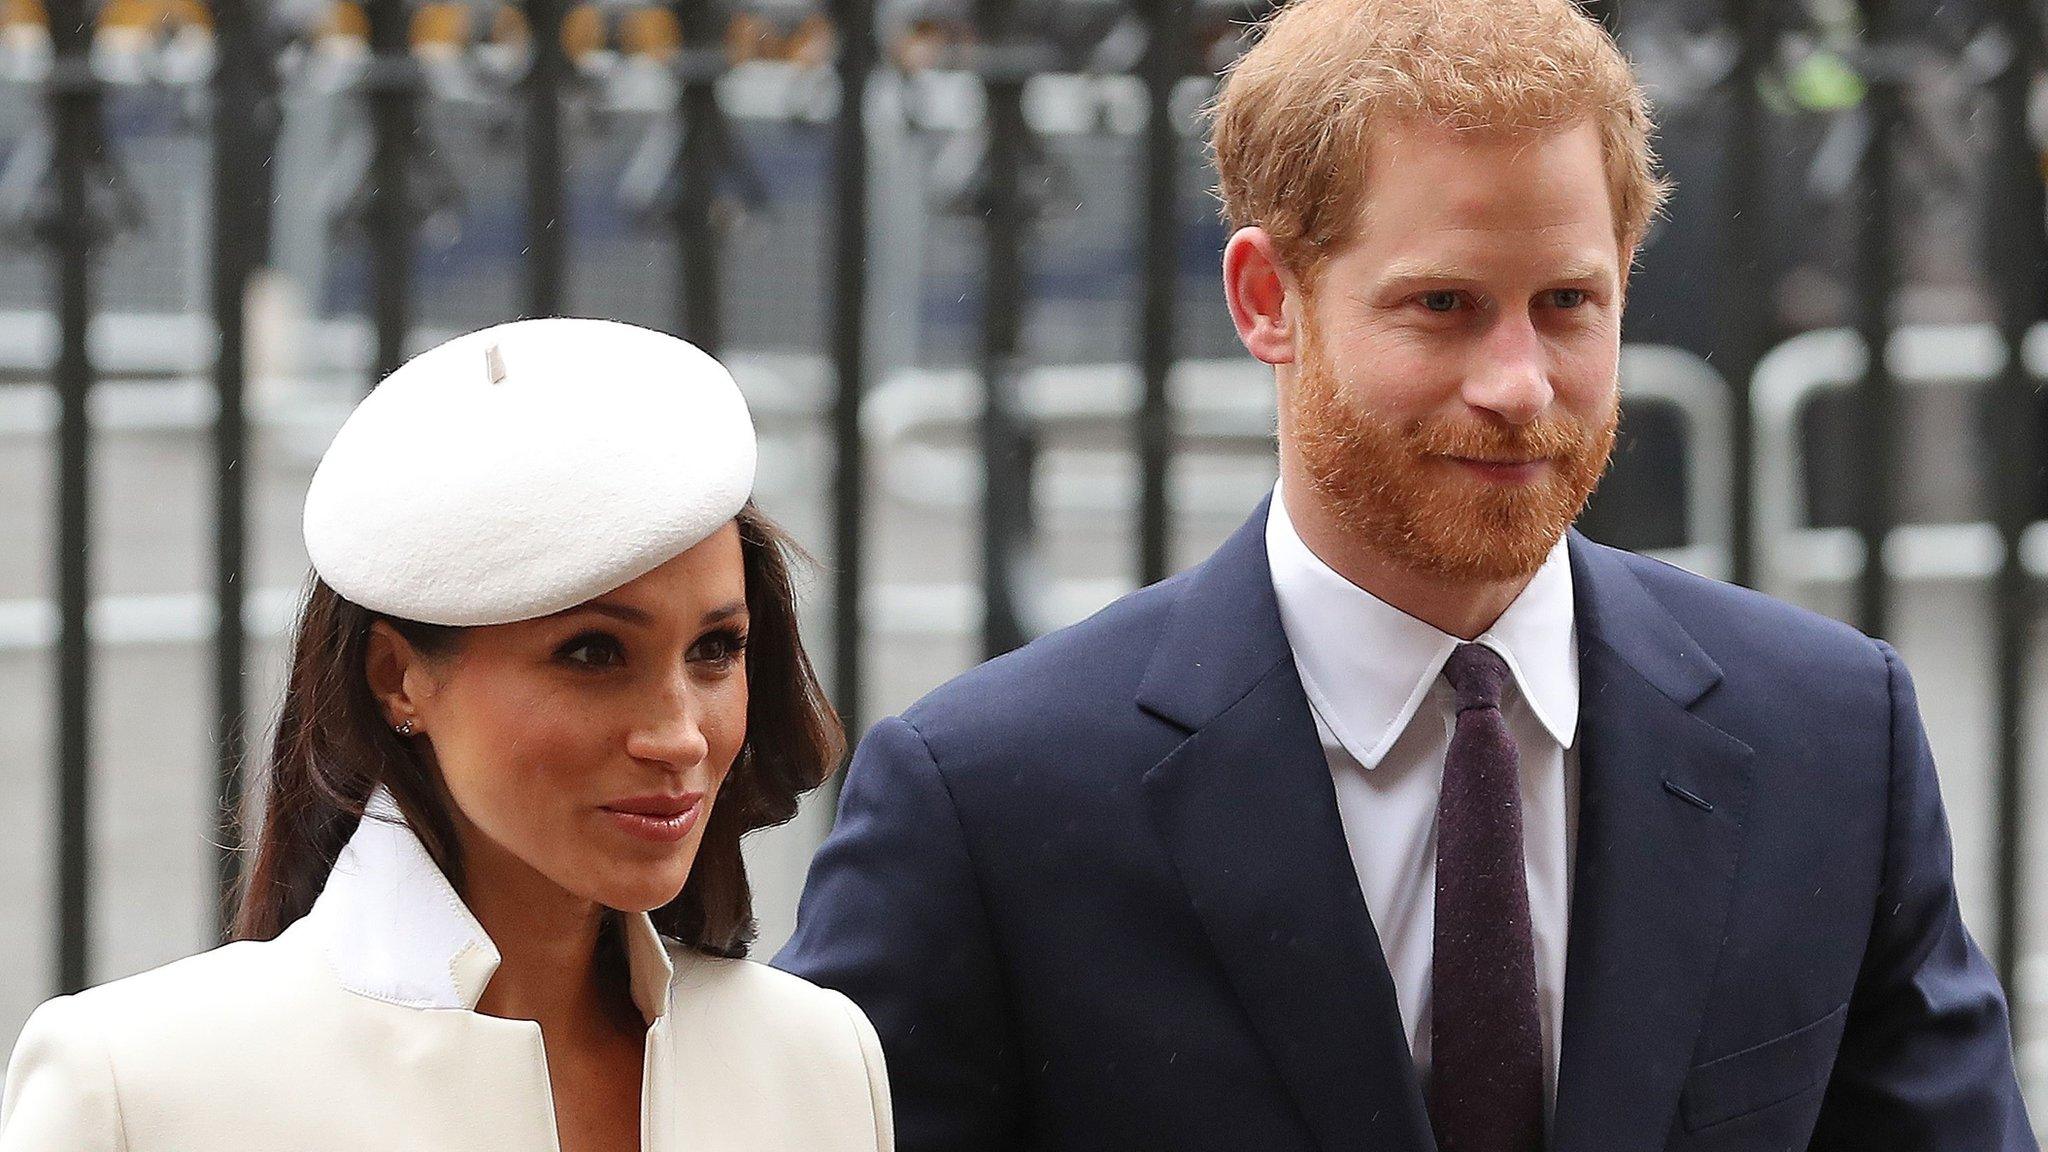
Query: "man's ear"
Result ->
[[365, 620, 430, 734], [1223, 227, 1303, 366]]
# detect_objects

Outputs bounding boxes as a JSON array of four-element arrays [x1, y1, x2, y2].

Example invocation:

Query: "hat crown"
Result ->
[[303, 318, 757, 627]]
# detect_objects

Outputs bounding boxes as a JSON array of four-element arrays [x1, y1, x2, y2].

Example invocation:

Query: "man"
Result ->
[[775, 1, 2037, 1149]]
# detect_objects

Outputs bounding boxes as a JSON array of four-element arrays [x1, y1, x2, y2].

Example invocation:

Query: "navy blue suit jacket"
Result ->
[[776, 500, 2035, 1151]]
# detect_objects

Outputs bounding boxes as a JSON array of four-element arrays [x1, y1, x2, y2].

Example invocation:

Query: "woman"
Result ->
[[0, 319, 890, 1151]]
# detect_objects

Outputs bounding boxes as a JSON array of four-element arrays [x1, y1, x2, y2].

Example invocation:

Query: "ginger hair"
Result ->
[[1209, 0, 1670, 284]]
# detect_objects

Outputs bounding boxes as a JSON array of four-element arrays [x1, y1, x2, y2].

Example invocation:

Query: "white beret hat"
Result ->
[[303, 318, 756, 627]]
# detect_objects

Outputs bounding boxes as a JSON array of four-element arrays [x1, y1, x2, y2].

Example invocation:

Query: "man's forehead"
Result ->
[[1336, 121, 1621, 272]]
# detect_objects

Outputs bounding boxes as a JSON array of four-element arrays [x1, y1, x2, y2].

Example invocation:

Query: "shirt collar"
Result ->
[[1265, 483, 1579, 770], [311, 786, 676, 1024]]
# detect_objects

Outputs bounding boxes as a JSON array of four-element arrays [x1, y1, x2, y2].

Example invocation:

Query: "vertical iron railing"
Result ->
[[18, 2, 2048, 1069], [973, 0, 1038, 658], [364, 0, 419, 382], [1136, 0, 1187, 587], [526, 0, 571, 315], [830, 0, 876, 740], [210, 0, 265, 933], [1718, 0, 1771, 589], [1851, 0, 1902, 639], [44, 0, 101, 996], [1983, 0, 2045, 1022], [675, 1, 726, 353]]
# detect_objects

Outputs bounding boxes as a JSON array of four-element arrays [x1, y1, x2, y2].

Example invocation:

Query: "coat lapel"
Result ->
[[1138, 498, 1436, 1152], [1551, 535, 1755, 1152]]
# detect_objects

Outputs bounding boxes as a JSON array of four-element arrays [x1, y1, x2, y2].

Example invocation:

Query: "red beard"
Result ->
[[1288, 330, 1618, 583]]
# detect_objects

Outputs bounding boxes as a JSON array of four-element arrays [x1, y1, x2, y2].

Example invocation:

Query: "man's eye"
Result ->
[[1552, 288, 1589, 308], [560, 634, 624, 668], [1419, 291, 1462, 313]]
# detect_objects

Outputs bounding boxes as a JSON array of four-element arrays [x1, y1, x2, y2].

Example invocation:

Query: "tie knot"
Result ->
[[1444, 643, 1510, 713]]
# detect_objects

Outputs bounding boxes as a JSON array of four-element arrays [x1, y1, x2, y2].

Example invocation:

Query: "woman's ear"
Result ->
[[365, 620, 428, 733], [1223, 226, 1303, 367]]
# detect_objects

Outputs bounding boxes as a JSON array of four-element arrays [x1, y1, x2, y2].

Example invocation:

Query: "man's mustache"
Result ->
[[1401, 414, 1597, 462]]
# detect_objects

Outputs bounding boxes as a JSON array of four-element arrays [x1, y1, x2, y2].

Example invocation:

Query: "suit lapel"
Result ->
[[1138, 498, 1436, 1152], [1551, 535, 1755, 1152]]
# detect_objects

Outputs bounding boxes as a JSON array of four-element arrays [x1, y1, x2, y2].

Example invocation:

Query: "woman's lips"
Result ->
[[602, 794, 705, 843]]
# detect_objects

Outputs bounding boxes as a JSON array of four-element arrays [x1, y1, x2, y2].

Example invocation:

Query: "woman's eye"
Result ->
[[560, 634, 625, 668], [690, 630, 748, 668], [1419, 291, 1462, 313]]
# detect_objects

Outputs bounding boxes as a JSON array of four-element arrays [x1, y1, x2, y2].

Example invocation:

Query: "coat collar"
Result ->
[[310, 787, 677, 1024]]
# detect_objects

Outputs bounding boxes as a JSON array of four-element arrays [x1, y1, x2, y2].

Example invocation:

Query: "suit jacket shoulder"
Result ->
[[1596, 543, 1885, 680], [1577, 540, 1895, 772], [900, 567, 1197, 773]]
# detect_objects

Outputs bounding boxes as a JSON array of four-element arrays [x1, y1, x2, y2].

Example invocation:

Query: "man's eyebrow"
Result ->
[[1548, 260, 1615, 282], [1371, 259, 1615, 287], [1373, 261, 1483, 285]]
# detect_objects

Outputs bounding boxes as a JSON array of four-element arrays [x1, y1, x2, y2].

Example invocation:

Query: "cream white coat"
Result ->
[[0, 793, 892, 1152]]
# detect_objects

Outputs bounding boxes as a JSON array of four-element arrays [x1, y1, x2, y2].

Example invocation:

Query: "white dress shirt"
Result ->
[[1266, 485, 1580, 1121]]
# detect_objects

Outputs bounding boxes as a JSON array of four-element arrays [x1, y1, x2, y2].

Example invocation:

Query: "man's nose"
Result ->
[[1462, 311, 1554, 425]]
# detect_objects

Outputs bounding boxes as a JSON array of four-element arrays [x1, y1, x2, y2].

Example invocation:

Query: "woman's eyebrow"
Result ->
[[552, 598, 746, 627], [701, 600, 747, 626], [557, 600, 652, 626]]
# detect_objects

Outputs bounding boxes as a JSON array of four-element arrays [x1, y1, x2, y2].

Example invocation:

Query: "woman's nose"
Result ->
[[624, 672, 710, 769]]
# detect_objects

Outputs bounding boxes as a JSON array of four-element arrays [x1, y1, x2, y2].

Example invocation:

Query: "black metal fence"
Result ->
[[12, 0, 2046, 1070]]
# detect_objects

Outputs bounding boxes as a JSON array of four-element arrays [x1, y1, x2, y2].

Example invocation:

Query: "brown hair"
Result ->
[[1208, 0, 1671, 284], [232, 503, 843, 958]]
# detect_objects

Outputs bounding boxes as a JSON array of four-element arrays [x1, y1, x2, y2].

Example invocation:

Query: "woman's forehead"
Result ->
[[563, 525, 747, 623]]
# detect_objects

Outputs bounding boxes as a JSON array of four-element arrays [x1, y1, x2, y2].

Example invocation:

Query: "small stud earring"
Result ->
[[395, 719, 415, 737]]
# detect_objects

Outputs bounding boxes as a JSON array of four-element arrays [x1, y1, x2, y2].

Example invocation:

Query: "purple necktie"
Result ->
[[1430, 643, 1546, 1152]]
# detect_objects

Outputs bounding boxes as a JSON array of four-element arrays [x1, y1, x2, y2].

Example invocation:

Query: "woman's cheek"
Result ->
[[512, 682, 610, 776]]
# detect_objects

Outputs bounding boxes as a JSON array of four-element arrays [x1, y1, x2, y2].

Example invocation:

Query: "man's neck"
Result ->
[[1278, 474, 1539, 641]]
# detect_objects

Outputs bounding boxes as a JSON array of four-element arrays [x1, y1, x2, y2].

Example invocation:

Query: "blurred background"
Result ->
[[2, 0, 2047, 1128]]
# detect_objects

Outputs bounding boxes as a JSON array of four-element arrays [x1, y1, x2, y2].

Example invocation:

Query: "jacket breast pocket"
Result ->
[[1679, 1003, 1850, 1132]]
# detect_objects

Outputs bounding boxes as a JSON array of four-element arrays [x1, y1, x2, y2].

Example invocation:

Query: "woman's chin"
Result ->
[[578, 860, 695, 916], [608, 880, 692, 916]]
